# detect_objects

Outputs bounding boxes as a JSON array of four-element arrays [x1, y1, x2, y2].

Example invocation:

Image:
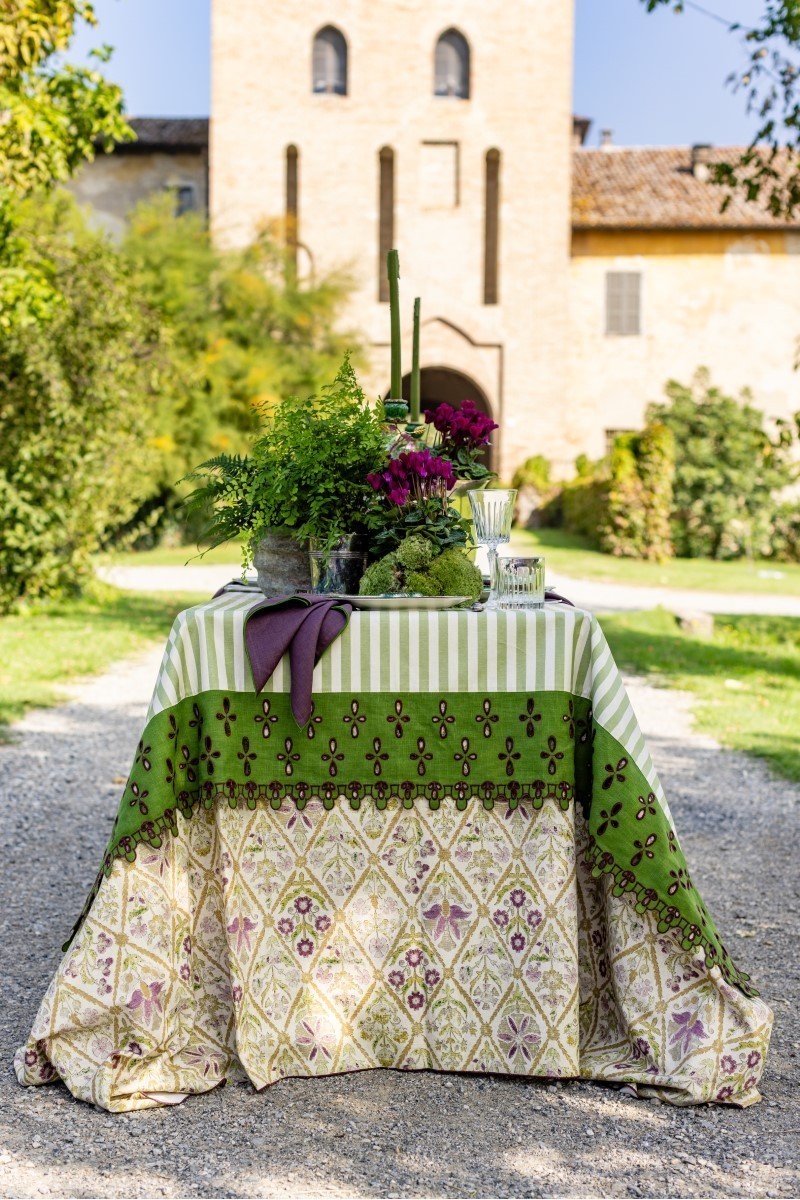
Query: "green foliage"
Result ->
[[0, 2, 131, 197], [767, 501, 800, 562], [122, 198, 361, 539], [561, 469, 610, 544], [602, 424, 674, 561], [359, 537, 481, 601], [0, 193, 166, 612], [184, 354, 385, 562], [641, 1, 800, 218], [511, 455, 552, 494], [649, 370, 797, 559], [251, 353, 385, 550], [365, 497, 471, 560]]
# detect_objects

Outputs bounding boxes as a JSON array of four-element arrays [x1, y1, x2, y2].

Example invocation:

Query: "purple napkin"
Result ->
[[544, 589, 574, 606], [243, 595, 353, 727]]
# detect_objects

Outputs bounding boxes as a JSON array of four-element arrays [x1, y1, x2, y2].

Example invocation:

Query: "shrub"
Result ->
[[601, 424, 674, 561], [769, 503, 800, 563], [0, 193, 165, 611], [649, 370, 796, 559]]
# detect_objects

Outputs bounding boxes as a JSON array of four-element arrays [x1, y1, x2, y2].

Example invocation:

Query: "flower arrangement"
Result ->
[[424, 399, 499, 482], [365, 447, 471, 560]]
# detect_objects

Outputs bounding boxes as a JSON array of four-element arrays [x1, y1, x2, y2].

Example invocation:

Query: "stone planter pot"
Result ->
[[309, 534, 369, 595], [252, 530, 311, 596]]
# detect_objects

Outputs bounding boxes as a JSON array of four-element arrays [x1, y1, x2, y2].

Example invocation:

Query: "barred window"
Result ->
[[312, 26, 347, 95], [434, 29, 470, 99], [483, 149, 500, 304], [605, 271, 642, 336]]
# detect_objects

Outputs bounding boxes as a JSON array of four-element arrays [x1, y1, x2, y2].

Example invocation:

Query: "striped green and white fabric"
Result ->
[[148, 595, 666, 813]]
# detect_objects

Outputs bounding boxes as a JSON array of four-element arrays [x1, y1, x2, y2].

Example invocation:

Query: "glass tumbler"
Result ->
[[496, 556, 545, 610], [468, 488, 517, 610]]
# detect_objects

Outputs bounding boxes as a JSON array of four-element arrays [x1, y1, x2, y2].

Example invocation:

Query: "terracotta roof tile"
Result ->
[[572, 146, 799, 230], [124, 117, 209, 151]]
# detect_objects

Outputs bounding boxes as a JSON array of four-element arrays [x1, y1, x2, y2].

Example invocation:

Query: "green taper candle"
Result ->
[[410, 296, 421, 422], [388, 249, 402, 399]]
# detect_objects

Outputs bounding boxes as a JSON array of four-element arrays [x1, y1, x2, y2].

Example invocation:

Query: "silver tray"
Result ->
[[344, 594, 471, 612]]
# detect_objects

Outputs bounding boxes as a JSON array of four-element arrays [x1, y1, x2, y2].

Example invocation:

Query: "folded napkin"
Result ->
[[544, 589, 574, 606], [243, 595, 353, 727]]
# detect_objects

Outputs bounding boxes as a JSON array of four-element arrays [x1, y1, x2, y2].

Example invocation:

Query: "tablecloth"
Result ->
[[15, 596, 772, 1111]]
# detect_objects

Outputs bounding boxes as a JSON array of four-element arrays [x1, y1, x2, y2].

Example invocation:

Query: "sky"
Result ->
[[69, 0, 771, 147]]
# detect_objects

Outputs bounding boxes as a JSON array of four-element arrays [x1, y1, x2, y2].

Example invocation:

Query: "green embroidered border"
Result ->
[[61, 689, 756, 999]]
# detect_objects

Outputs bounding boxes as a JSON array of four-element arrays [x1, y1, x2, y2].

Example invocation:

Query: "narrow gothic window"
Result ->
[[434, 29, 470, 99], [483, 149, 500, 305], [605, 272, 642, 336], [285, 145, 299, 267], [312, 26, 347, 95], [378, 146, 395, 302]]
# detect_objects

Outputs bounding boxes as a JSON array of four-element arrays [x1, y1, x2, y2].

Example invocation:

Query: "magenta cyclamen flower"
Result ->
[[367, 449, 454, 506], [425, 399, 499, 450]]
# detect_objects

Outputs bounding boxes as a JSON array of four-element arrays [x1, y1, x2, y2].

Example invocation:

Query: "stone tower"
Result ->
[[211, 0, 575, 476]]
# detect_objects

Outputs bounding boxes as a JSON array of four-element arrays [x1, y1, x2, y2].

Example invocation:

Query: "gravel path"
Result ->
[[1, 652, 798, 1199]]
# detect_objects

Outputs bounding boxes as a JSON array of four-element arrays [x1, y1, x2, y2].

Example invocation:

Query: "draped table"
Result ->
[[16, 594, 772, 1112]]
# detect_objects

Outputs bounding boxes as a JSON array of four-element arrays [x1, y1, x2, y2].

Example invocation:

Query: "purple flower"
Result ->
[[232, 985, 243, 1003], [526, 908, 543, 929], [509, 888, 526, 908], [367, 449, 455, 507], [406, 948, 423, 968], [423, 899, 472, 943], [424, 968, 441, 988], [297, 937, 314, 957], [294, 896, 312, 914], [277, 917, 294, 936], [631, 1037, 650, 1061], [425, 399, 498, 451], [24, 1049, 37, 1068], [510, 932, 526, 953], [227, 915, 257, 952], [315, 914, 331, 933], [408, 991, 424, 1010], [128, 1041, 143, 1056], [497, 1013, 540, 1062], [180, 964, 191, 981], [128, 980, 165, 1026], [493, 909, 509, 928], [388, 970, 405, 988], [669, 1010, 707, 1056], [182, 936, 192, 954], [717, 1085, 734, 1100], [747, 1050, 761, 1068], [721, 1054, 737, 1075]]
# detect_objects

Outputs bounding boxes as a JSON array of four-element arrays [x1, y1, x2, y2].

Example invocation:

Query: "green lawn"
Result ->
[[511, 527, 800, 596], [0, 585, 200, 739], [599, 609, 800, 782]]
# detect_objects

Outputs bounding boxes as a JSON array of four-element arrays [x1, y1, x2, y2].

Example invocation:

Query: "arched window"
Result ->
[[312, 26, 347, 95], [434, 29, 470, 99]]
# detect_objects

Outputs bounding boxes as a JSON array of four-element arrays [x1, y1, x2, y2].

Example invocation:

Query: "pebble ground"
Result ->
[[0, 653, 798, 1199]]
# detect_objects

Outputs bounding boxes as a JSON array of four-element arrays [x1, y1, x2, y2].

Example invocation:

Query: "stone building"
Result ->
[[70, 118, 208, 239], [71, 1, 800, 477]]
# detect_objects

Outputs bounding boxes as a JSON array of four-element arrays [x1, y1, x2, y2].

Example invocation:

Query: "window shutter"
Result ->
[[605, 272, 642, 336]]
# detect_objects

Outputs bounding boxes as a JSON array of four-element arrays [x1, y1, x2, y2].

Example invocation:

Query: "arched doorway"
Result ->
[[388, 367, 497, 470]]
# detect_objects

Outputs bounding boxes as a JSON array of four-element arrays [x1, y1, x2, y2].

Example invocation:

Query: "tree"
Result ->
[[0, 1, 131, 196], [648, 369, 797, 558], [0, 193, 167, 610], [120, 196, 362, 540], [642, 1, 800, 217]]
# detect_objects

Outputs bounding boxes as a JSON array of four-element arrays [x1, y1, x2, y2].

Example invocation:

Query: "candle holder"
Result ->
[[384, 398, 409, 421]]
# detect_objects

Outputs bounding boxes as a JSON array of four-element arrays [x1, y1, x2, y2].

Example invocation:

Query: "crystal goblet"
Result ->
[[468, 488, 517, 610]]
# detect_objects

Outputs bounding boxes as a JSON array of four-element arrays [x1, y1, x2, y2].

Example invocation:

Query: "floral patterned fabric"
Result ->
[[62, 690, 755, 998], [16, 798, 771, 1113]]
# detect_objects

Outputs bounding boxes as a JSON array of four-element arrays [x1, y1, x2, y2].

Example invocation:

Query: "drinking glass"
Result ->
[[468, 488, 517, 609], [496, 556, 545, 610]]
